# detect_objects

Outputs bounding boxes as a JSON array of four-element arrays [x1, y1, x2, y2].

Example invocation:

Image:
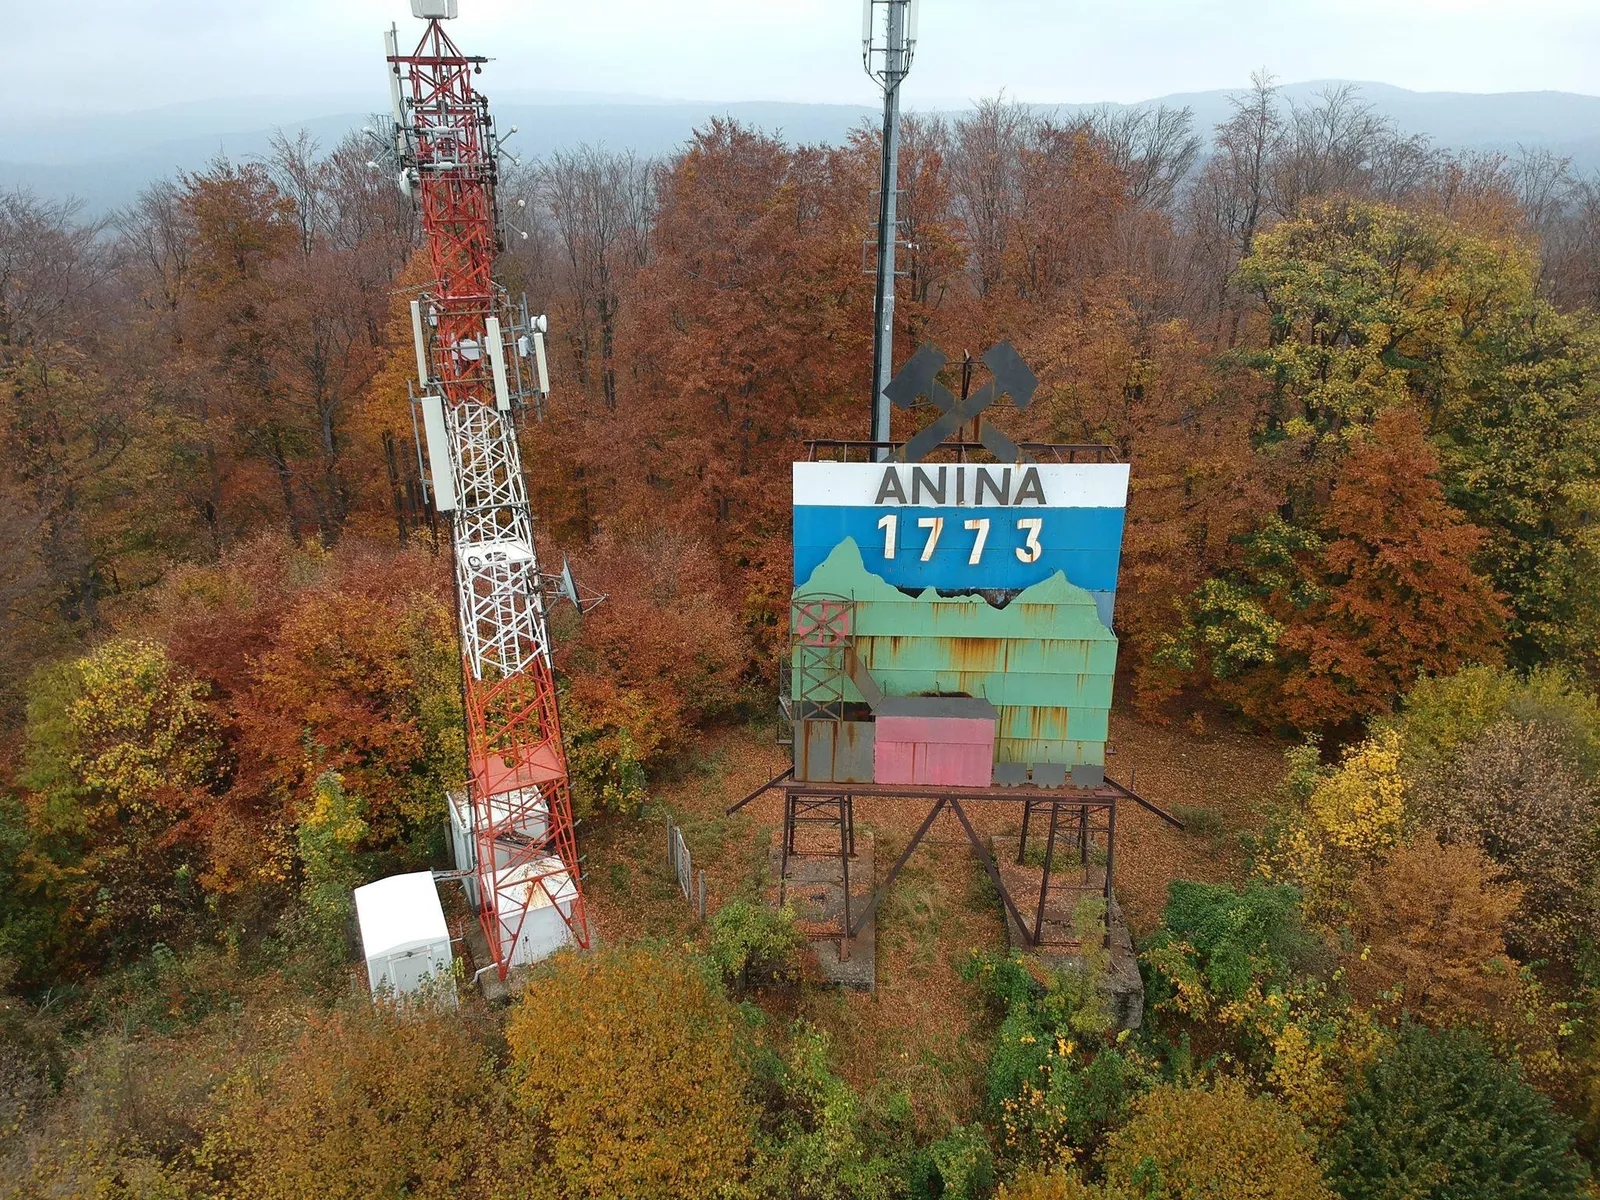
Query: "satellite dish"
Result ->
[[553, 557, 606, 615]]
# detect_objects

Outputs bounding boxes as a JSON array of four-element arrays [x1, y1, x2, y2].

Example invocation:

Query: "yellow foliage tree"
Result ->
[[1102, 1078, 1334, 1200], [1345, 833, 1523, 1024], [998, 1167, 1132, 1199], [1266, 729, 1405, 926], [505, 946, 756, 1200], [203, 1003, 498, 1200]]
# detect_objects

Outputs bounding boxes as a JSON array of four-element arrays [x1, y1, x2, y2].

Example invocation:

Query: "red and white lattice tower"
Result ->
[[386, 2, 590, 978]]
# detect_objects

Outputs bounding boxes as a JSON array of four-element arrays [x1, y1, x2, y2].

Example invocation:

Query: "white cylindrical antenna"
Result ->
[[533, 326, 551, 397], [418, 395, 458, 511], [485, 315, 512, 411], [409, 299, 430, 385]]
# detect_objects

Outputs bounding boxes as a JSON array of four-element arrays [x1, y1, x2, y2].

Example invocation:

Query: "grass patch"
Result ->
[[1170, 803, 1225, 838]]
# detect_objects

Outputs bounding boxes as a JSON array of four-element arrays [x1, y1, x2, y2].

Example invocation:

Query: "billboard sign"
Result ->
[[793, 461, 1130, 626]]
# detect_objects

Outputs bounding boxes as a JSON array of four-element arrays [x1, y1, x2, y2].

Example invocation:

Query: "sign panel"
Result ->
[[793, 462, 1130, 625]]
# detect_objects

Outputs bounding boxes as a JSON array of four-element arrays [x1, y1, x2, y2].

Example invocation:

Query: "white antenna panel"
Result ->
[[533, 329, 550, 397], [384, 27, 405, 126], [410, 300, 430, 385], [486, 316, 512, 411], [419, 395, 459, 512], [410, 0, 459, 17]]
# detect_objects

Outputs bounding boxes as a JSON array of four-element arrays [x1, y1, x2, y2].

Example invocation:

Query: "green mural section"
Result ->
[[792, 540, 1118, 767]]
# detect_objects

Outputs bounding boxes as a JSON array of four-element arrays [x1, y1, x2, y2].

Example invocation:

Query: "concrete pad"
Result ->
[[769, 830, 877, 992], [990, 834, 1144, 1031]]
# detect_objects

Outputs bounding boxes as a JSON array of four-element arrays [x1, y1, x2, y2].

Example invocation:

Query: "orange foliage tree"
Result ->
[[1345, 833, 1525, 1026], [1274, 407, 1505, 728]]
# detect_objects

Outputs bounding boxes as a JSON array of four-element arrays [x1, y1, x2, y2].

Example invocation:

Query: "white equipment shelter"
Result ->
[[354, 871, 455, 998], [498, 856, 579, 967]]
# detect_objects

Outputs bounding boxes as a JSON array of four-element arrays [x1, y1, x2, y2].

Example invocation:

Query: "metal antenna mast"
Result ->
[[863, 0, 920, 461], [385, 0, 590, 979]]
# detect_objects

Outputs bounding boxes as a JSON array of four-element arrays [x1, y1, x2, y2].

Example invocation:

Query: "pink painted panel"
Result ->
[[874, 738, 917, 785], [921, 740, 994, 787], [876, 715, 996, 746], [874, 723, 997, 787]]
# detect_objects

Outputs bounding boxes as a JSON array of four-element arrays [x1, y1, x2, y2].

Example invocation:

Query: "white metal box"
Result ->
[[496, 856, 579, 967], [410, 0, 459, 18], [354, 871, 454, 999]]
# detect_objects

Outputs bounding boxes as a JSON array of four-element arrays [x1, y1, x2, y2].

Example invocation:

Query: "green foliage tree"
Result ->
[[709, 899, 804, 994], [20, 639, 221, 974], [1328, 1024, 1589, 1200], [1436, 304, 1600, 673], [505, 946, 756, 1200], [1102, 1078, 1334, 1200], [1236, 198, 1533, 452]]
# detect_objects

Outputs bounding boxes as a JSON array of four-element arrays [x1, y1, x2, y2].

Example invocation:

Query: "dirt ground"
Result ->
[[580, 711, 1288, 1126]]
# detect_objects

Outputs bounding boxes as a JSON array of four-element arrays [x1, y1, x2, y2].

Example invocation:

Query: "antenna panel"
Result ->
[[486, 315, 512, 411], [384, 27, 406, 126], [418, 394, 458, 512], [533, 329, 551, 397], [410, 299, 430, 385]]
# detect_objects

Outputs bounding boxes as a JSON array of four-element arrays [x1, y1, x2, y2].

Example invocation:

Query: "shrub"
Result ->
[[709, 899, 803, 994], [1414, 718, 1600, 966], [505, 946, 755, 1200], [1394, 665, 1600, 779], [293, 771, 369, 964], [1102, 1078, 1333, 1200], [753, 1024, 904, 1200], [1345, 833, 1524, 1025], [919, 1123, 994, 1200], [965, 948, 1151, 1170], [1142, 881, 1320, 1009], [204, 1002, 498, 1200], [1328, 1024, 1589, 1200]]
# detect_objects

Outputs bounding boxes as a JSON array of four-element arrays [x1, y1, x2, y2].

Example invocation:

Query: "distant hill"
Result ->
[[4, 82, 1598, 216]]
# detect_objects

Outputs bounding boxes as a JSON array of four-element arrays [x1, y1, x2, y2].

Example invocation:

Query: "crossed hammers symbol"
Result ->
[[882, 341, 1039, 464]]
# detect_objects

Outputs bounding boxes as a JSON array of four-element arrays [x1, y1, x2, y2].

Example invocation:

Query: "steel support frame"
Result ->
[[773, 780, 1122, 955], [390, 19, 589, 977]]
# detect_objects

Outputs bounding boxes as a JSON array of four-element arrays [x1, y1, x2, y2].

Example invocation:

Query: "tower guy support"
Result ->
[[388, 8, 589, 978]]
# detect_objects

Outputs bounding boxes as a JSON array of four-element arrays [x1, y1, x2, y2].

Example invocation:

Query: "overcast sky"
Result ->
[[7, 0, 1598, 114]]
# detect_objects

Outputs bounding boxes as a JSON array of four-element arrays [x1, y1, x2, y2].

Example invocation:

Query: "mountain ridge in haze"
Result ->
[[5, 81, 1598, 216]]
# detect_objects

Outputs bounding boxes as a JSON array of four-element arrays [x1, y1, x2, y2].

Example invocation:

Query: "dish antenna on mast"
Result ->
[[862, 0, 921, 463]]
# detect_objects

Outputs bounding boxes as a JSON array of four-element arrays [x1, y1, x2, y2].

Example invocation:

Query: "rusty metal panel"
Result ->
[[793, 540, 1120, 770], [797, 719, 875, 783]]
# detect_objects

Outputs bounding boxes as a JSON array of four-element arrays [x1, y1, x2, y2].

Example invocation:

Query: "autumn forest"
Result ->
[[4, 73, 1600, 1198]]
